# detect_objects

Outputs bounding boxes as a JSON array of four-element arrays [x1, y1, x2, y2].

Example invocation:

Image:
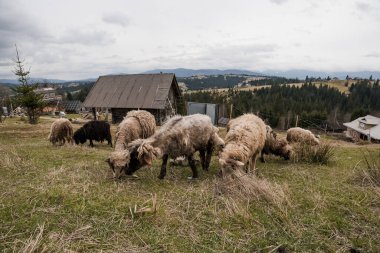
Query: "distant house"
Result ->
[[83, 74, 181, 124], [35, 87, 62, 113], [343, 115, 380, 142], [35, 87, 62, 102]]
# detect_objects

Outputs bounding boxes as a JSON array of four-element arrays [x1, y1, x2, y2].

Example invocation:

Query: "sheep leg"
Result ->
[[204, 142, 213, 170], [158, 154, 169, 179], [199, 149, 206, 171], [188, 155, 198, 179], [250, 154, 258, 173], [260, 151, 266, 163], [89, 139, 94, 147]]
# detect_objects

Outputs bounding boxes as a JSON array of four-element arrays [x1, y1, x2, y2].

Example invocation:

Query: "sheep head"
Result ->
[[73, 128, 86, 144], [278, 138, 293, 160], [266, 125, 277, 140], [137, 142, 161, 166], [106, 150, 131, 179], [218, 158, 245, 177], [124, 140, 161, 175], [211, 130, 225, 151]]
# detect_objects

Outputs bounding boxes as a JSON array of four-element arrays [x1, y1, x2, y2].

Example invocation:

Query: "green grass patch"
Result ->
[[1, 118, 380, 252]]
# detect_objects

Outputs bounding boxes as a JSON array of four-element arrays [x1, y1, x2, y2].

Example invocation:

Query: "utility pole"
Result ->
[[229, 104, 233, 119]]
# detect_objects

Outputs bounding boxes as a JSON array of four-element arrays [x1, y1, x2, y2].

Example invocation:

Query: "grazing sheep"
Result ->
[[48, 118, 73, 145], [219, 114, 266, 176], [106, 110, 156, 179], [286, 127, 320, 145], [261, 136, 292, 162], [73, 120, 112, 147], [123, 114, 225, 179]]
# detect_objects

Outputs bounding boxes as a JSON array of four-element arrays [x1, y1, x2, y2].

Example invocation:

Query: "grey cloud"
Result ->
[[364, 53, 380, 58], [270, 0, 288, 5], [102, 12, 130, 27], [356, 1, 371, 11], [58, 28, 115, 46], [138, 43, 278, 71], [0, 0, 51, 57], [0, 61, 12, 67]]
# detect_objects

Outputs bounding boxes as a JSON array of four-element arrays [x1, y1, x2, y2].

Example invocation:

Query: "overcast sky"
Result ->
[[0, 0, 379, 80]]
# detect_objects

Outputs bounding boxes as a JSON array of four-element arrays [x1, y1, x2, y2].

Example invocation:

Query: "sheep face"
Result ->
[[218, 158, 245, 177], [211, 132, 225, 151], [124, 142, 161, 175], [282, 147, 292, 160], [106, 150, 131, 179], [73, 129, 86, 144], [124, 147, 143, 175]]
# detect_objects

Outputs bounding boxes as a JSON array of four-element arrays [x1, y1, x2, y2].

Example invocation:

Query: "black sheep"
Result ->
[[73, 121, 112, 147]]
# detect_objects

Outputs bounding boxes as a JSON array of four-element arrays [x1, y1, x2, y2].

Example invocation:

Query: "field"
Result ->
[[1, 117, 380, 252]]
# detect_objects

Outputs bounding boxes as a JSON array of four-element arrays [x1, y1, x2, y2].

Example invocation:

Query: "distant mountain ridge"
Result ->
[[1, 69, 379, 84], [263, 70, 380, 80], [143, 68, 380, 79], [142, 68, 262, 77], [0, 78, 97, 85]]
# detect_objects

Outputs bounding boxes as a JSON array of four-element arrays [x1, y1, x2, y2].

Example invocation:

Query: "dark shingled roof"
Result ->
[[83, 74, 180, 109], [60, 100, 82, 112]]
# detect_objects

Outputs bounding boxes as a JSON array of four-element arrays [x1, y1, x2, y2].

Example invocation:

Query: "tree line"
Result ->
[[184, 80, 380, 130]]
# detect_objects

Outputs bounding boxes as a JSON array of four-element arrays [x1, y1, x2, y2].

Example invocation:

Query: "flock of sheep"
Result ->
[[48, 110, 320, 180]]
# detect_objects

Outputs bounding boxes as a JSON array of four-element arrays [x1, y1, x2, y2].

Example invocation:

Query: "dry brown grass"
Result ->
[[18, 224, 45, 253], [354, 152, 380, 188], [215, 169, 290, 213]]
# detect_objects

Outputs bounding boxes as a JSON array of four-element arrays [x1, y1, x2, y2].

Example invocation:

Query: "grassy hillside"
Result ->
[[0, 117, 379, 252], [184, 80, 353, 94]]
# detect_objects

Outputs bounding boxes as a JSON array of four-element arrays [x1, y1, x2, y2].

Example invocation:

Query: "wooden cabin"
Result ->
[[83, 74, 181, 124]]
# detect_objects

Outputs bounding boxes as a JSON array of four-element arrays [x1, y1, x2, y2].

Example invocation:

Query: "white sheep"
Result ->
[[123, 114, 225, 179], [106, 110, 156, 178], [286, 127, 320, 145], [219, 114, 266, 176], [48, 118, 73, 145]]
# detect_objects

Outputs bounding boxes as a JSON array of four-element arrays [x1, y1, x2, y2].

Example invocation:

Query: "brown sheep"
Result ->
[[219, 114, 266, 176], [48, 118, 73, 145], [123, 114, 225, 180], [106, 110, 156, 179]]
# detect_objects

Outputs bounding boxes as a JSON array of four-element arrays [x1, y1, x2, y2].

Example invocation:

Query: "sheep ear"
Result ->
[[144, 155, 153, 166], [105, 158, 111, 164], [153, 147, 161, 157]]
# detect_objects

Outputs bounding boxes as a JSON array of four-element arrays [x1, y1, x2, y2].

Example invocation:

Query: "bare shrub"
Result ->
[[356, 152, 380, 187], [292, 142, 335, 164]]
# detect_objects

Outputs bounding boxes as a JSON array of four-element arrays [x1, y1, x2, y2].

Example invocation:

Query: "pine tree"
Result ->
[[12, 45, 45, 124], [66, 92, 73, 101]]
